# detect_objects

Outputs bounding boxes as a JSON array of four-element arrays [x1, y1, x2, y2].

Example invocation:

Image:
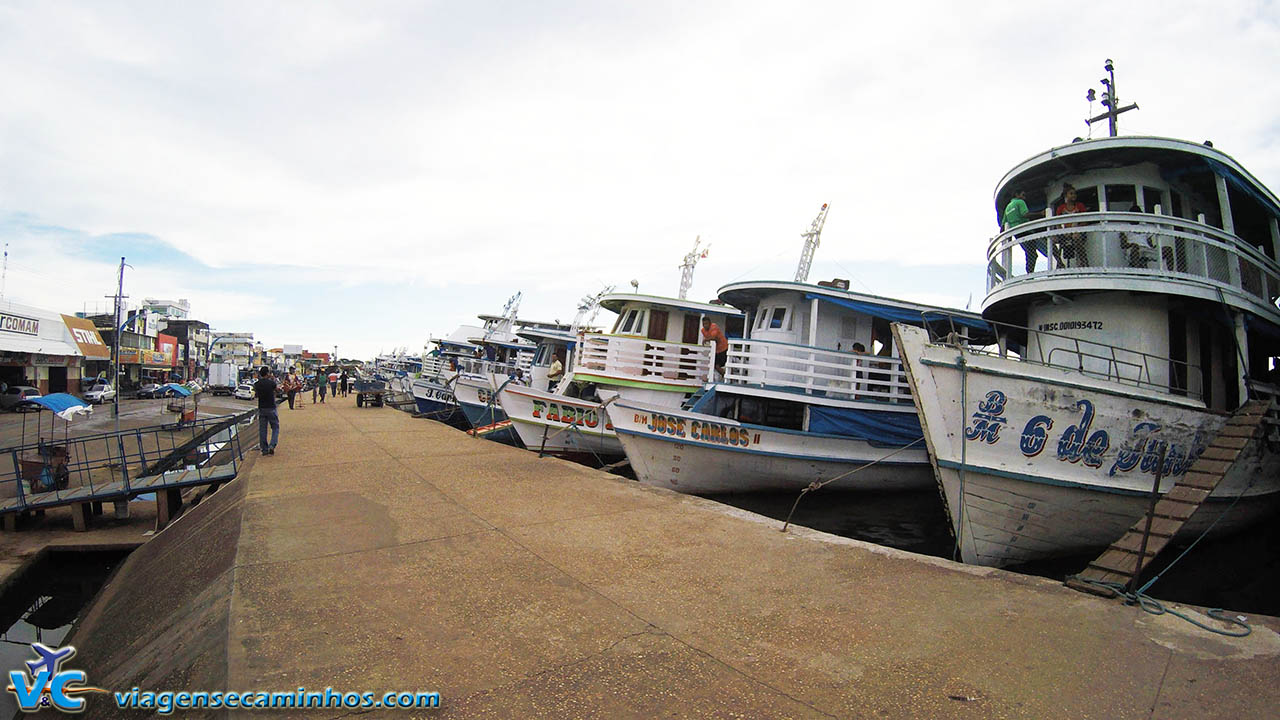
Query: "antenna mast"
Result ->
[[794, 203, 829, 283], [1085, 58, 1138, 137], [571, 286, 614, 333], [485, 291, 522, 341], [677, 236, 709, 300]]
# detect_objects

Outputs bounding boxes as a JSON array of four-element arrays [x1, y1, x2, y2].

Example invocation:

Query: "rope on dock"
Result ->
[[780, 436, 925, 533], [1066, 577, 1251, 637]]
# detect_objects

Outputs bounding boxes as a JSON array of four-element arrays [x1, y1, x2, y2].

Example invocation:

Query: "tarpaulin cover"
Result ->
[[804, 293, 991, 333], [806, 405, 923, 447], [160, 383, 193, 397], [27, 393, 93, 421]]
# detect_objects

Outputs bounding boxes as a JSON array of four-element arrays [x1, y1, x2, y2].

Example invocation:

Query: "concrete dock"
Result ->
[[66, 400, 1280, 718]]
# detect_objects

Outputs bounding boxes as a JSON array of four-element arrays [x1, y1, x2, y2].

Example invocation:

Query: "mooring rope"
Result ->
[[780, 436, 925, 532]]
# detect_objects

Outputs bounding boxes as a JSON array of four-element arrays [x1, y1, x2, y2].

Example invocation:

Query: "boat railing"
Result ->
[[922, 312, 1204, 399], [724, 338, 913, 404], [986, 211, 1280, 311], [576, 333, 712, 386], [458, 357, 522, 379], [421, 356, 451, 379]]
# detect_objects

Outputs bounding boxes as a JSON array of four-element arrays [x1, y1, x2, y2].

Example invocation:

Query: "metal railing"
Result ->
[[576, 333, 712, 386], [724, 338, 912, 404], [1, 412, 249, 515], [987, 211, 1280, 312], [923, 311, 1204, 399]]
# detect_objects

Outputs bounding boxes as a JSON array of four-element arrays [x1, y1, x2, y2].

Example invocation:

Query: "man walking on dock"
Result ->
[[254, 366, 280, 455]]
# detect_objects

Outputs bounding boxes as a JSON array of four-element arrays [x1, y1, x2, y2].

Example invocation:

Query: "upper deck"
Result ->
[[985, 137, 1280, 326]]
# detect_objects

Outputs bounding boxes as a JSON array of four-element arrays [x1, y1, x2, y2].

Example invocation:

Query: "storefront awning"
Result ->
[[0, 332, 82, 357]]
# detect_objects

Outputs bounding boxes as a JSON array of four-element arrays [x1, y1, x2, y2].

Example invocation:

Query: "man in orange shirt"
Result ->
[[701, 317, 728, 379]]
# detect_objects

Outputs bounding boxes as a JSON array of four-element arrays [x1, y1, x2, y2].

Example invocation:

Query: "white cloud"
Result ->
[[1, 0, 1277, 357]]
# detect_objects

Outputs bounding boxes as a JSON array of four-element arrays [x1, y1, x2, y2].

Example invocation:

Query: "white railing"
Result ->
[[459, 357, 521, 379], [987, 212, 1280, 314], [421, 356, 450, 379], [724, 339, 912, 404], [576, 333, 712, 386]]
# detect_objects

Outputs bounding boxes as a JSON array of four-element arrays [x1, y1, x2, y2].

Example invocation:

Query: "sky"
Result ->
[[1, 1, 1278, 360]]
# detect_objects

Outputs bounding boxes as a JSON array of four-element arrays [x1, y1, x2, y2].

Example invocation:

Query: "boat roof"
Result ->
[[995, 135, 1280, 218], [516, 327, 578, 344], [599, 292, 742, 317], [718, 279, 991, 335]]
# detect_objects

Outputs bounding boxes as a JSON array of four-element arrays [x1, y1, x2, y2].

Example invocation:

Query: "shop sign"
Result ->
[[0, 312, 39, 336], [61, 314, 112, 358]]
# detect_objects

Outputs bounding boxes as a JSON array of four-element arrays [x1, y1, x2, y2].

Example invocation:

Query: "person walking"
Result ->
[[285, 371, 300, 410], [329, 369, 339, 397], [339, 370, 349, 397], [318, 371, 328, 403], [254, 366, 279, 455], [311, 373, 319, 404]]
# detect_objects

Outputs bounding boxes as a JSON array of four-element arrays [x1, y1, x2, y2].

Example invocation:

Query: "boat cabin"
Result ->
[[985, 136, 1280, 410]]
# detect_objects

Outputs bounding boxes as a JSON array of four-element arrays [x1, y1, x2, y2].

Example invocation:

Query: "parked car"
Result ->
[[136, 383, 162, 399], [0, 386, 41, 412], [233, 383, 255, 400], [83, 383, 117, 404]]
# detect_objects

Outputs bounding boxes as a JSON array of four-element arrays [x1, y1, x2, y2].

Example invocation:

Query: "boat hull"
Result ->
[[411, 378, 467, 428], [893, 324, 1280, 567], [497, 386, 626, 461], [608, 399, 933, 494]]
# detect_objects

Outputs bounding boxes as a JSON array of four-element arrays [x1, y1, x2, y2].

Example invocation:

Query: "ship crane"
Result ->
[[484, 291, 522, 341], [794, 203, 829, 283], [677, 236, 709, 300], [571, 286, 614, 333]]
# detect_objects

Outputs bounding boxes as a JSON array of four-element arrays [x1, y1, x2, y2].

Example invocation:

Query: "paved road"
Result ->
[[66, 400, 1280, 719]]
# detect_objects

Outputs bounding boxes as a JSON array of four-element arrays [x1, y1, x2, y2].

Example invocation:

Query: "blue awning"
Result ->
[[804, 293, 992, 332], [161, 383, 193, 397], [27, 393, 92, 421], [807, 405, 922, 447]]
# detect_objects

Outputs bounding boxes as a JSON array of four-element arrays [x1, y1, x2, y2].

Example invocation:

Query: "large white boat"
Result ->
[[498, 293, 742, 463], [894, 77, 1280, 567], [610, 279, 991, 493]]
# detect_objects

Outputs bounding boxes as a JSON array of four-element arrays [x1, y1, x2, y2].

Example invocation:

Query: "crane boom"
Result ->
[[677, 236, 709, 300], [794, 203, 829, 283]]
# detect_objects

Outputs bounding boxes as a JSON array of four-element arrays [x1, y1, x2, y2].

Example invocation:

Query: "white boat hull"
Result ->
[[893, 324, 1280, 567], [608, 399, 934, 494], [498, 386, 626, 459]]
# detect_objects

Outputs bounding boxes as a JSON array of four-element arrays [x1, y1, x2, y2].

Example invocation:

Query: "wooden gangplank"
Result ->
[[1067, 399, 1272, 596]]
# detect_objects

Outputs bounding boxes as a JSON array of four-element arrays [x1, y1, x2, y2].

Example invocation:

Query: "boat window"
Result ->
[[733, 396, 804, 431], [1105, 184, 1137, 212], [618, 309, 644, 335], [534, 344, 550, 366], [1142, 186, 1164, 214], [682, 314, 701, 344], [755, 309, 769, 330], [769, 307, 787, 329]]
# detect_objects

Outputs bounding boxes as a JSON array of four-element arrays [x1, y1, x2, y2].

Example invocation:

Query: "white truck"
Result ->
[[208, 363, 239, 395]]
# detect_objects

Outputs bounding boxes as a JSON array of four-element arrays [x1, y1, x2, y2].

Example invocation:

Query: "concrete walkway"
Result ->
[[73, 400, 1280, 718]]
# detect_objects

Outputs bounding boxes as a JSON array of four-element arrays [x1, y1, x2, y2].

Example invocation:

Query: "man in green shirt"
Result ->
[[1004, 190, 1045, 273]]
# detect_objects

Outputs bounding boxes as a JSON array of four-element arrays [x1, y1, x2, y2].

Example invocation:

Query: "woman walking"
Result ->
[[285, 371, 300, 410]]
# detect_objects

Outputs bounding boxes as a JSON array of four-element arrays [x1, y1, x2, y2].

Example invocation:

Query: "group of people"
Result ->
[[1004, 183, 1092, 272], [251, 366, 355, 457]]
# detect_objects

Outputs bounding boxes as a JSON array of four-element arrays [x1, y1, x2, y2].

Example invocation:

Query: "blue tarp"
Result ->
[[160, 383, 193, 397], [27, 393, 93, 421], [804, 293, 991, 333], [807, 405, 923, 447]]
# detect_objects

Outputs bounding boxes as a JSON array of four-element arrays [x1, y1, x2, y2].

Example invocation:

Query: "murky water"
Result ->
[[696, 486, 1279, 617], [0, 549, 131, 719]]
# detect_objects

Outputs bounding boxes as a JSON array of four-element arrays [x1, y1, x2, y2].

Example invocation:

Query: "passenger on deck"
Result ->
[[1003, 190, 1046, 273], [701, 317, 729, 380], [1055, 184, 1090, 266], [547, 349, 565, 391]]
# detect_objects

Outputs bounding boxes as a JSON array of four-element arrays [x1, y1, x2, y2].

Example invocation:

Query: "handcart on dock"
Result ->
[[354, 378, 387, 408]]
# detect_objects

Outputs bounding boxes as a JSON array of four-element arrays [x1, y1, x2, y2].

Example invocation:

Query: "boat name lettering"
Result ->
[[690, 420, 753, 448], [1107, 422, 1203, 478], [964, 390, 1008, 444], [530, 399, 611, 429], [1056, 399, 1109, 467], [1037, 320, 1103, 332], [645, 412, 686, 438], [1019, 415, 1054, 457]]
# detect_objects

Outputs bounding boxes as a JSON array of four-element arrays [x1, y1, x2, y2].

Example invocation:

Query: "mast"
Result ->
[[485, 291, 522, 341], [1086, 58, 1138, 137], [677, 236, 709, 300], [571, 286, 614, 333], [794, 203, 830, 283]]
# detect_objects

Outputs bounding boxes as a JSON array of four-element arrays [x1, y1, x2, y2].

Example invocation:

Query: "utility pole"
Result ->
[[108, 257, 129, 432]]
